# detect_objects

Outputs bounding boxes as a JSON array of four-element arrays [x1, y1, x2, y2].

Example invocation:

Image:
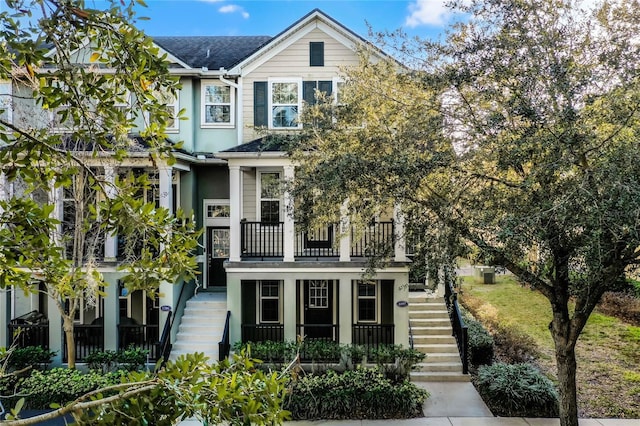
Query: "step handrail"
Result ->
[[157, 282, 189, 368], [218, 311, 231, 362], [444, 273, 469, 374]]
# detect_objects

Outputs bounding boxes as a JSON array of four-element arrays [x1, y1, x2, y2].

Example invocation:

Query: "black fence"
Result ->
[[63, 324, 104, 363], [241, 324, 284, 342], [241, 221, 284, 258], [7, 323, 49, 349], [118, 324, 160, 361], [352, 324, 394, 347], [296, 324, 338, 342], [350, 221, 395, 257]]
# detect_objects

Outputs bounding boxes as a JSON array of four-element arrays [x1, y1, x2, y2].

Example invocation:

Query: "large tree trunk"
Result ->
[[555, 343, 578, 426], [63, 315, 76, 369]]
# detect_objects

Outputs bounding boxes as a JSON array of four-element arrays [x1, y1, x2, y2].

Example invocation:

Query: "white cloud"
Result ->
[[219, 4, 250, 19], [405, 0, 453, 27]]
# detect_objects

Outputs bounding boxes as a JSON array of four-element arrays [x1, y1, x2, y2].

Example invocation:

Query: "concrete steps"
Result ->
[[169, 292, 227, 363], [409, 292, 469, 382]]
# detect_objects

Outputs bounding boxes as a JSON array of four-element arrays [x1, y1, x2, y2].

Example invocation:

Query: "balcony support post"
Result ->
[[338, 278, 352, 345], [103, 165, 117, 261], [229, 166, 242, 262], [283, 165, 295, 262], [394, 204, 407, 262], [283, 277, 296, 340], [339, 201, 350, 262]]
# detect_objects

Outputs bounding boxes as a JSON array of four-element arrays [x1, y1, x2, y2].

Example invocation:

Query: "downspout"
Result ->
[[218, 73, 242, 145]]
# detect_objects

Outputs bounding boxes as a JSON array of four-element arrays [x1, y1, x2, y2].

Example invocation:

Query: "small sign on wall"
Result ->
[[160, 305, 172, 312], [396, 301, 409, 307]]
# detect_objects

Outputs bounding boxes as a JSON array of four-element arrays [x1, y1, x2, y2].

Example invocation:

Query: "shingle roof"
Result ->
[[221, 135, 304, 153], [152, 36, 272, 70]]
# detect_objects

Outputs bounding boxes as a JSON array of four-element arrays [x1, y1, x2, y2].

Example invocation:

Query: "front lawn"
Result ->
[[460, 275, 640, 418]]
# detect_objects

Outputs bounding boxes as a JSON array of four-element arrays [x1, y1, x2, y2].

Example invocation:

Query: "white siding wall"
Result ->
[[242, 28, 362, 142], [242, 169, 257, 221]]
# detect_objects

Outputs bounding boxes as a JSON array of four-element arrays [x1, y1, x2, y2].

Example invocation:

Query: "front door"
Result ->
[[207, 227, 229, 287], [303, 280, 334, 340]]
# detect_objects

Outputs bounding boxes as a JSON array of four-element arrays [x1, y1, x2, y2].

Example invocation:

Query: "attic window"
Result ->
[[310, 42, 324, 67]]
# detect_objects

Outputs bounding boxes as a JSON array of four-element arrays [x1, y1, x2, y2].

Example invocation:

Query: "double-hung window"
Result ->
[[356, 281, 377, 323], [150, 90, 179, 132], [202, 81, 234, 127], [259, 280, 281, 323], [259, 171, 282, 224], [269, 78, 302, 129]]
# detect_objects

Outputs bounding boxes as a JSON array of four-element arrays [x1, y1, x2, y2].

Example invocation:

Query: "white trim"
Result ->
[[258, 280, 282, 324], [201, 80, 235, 128], [203, 198, 231, 227], [257, 170, 283, 223], [354, 280, 379, 324], [267, 78, 303, 130]]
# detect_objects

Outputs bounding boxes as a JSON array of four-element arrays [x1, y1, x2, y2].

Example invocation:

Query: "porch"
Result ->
[[240, 323, 394, 347]]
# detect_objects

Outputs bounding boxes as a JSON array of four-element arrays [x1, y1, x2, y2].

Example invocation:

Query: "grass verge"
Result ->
[[459, 275, 640, 418]]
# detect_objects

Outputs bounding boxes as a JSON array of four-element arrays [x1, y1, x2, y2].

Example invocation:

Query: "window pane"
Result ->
[[262, 282, 279, 297], [261, 299, 279, 322], [358, 282, 375, 297], [261, 200, 280, 223], [212, 229, 230, 257], [205, 85, 230, 103], [272, 106, 298, 127], [207, 204, 230, 218], [205, 105, 230, 123], [260, 173, 281, 198], [358, 299, 375, 322], [272, 83, 298, 104]]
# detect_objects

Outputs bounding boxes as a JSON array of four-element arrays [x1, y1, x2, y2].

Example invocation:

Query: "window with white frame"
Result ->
[[259, 171, 281, 224], [202, 81, 234, 127], [356, 281, 377, 323], [269, 79, 302, 129], [206, 203, 230, 219], [259, 280, 281, 323], [0, 81, 12, 125], [150, 91, 179, 132], [308, 280, 329, 308]]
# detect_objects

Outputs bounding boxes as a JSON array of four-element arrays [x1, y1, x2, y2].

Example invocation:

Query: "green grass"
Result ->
[[459, 274, 640, 418]]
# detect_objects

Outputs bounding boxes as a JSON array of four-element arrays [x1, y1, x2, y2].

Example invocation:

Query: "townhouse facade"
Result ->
[[0, 9, 415, 365]]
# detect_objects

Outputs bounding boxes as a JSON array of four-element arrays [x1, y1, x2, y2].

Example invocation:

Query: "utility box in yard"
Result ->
[[475, 266, 496, 284]]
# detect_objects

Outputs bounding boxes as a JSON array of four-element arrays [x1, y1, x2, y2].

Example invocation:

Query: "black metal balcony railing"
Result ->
[[352, 324, 394, 347], [241, 324, 284, 342], [296, 324, 338, 342], [7, 323, 50, 349], [63, 324, 104, 363], [240, 220, 395, 259], [118, 324, 160, 361], [351, 221, 395, 258], [241, 221, 284, 258]]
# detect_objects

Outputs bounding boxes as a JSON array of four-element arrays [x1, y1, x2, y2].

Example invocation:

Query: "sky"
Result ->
[[117, 0, 458, 40]]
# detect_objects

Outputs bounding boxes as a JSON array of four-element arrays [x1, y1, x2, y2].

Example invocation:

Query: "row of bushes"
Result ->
[[0, 346, 56, 372], [461, 305, 558, 418], [285, 368, 428, 420], [597, 291, 640, 326]]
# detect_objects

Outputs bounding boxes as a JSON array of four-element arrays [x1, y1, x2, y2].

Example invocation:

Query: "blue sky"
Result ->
[[122, 0, 457, 40]]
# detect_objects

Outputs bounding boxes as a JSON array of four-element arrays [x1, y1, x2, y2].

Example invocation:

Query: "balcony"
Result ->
[[239, 221, 394, 260], [352, 324, 394, 347]]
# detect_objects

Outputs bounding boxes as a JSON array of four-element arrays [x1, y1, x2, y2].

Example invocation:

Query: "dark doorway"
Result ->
[[207, 227, 229, 287], [304, 225, 333, 249], [302, 280, 334, 340]]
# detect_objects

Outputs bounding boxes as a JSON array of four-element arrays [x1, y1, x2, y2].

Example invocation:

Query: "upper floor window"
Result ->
[[0, 81, 12, 126], [309, 42, 324, 67], [202, 81, 234, 128], [269, 79, 302, 129], [149, 91, 179, 132], [259, 171, 282, 224]]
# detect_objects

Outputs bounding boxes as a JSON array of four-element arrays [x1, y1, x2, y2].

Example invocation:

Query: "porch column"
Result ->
[[103, 166, 117, 261], [283, 165, 295, 262], [394, 274, 410, 347], [157, 166, 174, 332], [0, 289, 7, 347], [338, 278, 352, 345], [229, 166, 241, 262], [339, 201, 350, 262], [227, 275, 242, 345], [283, 277, 296, 341], [47, 294, 63, 365], [393, 204, 408, 262], [103, 278, 119, 351]]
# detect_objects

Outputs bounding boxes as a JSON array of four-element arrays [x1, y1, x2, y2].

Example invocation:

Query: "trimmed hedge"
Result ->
[[285, 368, 428, 420], [475, 363, 559, 417], [466, 318, 494, 367]]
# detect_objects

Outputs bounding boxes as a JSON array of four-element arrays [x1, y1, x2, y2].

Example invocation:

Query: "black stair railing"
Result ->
[[218, 311, 231, 362], [444, 273, 469, 374]]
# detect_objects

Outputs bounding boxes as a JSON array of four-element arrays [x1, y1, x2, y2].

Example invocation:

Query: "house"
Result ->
[[2, 10, 460, 373]]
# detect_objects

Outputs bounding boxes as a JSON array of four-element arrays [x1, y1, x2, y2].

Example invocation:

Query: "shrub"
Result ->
[[85, 347, 149, 373], [2, 346, 56, 371], [466, 318, 494, 368], [367, 345, 426, 382], [285, 368, 428, 420], [16, 368, 122, 409], [491, 323, 539, 363], [475, 363, 559, 417], [598, 291, 640, 326]]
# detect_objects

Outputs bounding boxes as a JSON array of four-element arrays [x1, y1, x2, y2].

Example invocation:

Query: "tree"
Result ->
[[0, 0, 199, 369], [289, 1, 640, 426]]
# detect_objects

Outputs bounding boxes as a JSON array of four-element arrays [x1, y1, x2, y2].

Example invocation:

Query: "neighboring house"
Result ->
[[0, 9, 412, 364]]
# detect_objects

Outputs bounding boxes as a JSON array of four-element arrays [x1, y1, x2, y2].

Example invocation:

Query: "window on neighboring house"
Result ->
[[149, 91, 179, 132], [259, 171, 282, 224], [310, 42, 324, 67], [0, 81, 12, 126], [259, 280, 281, 323], [356, 280, 377, 323], [202, 81, 234, 127], [334, 79, 346, 105], [269, 79, 301, 129]]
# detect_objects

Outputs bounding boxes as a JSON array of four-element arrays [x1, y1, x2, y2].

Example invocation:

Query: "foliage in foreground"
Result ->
[[476, 363, 559, 418], [284, 368, 428, 420], [0, 346, 56, 372], [85, 347, 149, 373], [463, 313, 494, 368], [3, 352, 289, 426]]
